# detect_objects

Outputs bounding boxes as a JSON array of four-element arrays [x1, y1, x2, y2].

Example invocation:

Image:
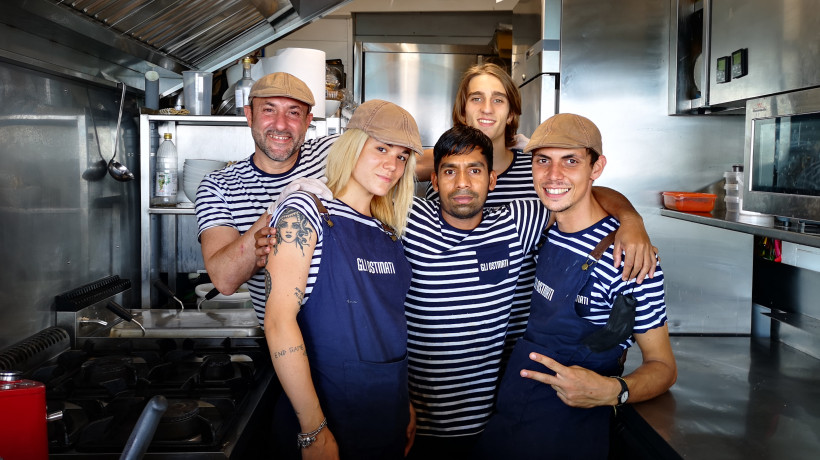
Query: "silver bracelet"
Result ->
[[296, 417, 327, 449]]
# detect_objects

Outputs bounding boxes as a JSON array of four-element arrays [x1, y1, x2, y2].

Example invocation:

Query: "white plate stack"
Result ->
[[183, 159, 228, 203]]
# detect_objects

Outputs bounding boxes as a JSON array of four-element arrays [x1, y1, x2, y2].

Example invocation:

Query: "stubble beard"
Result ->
[[538, 186, 573, 214], [443, 191, 483, 221], [252, 128, 304, 163]]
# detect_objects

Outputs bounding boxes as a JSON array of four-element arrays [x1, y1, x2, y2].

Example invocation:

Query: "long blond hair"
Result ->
[[325, 129, 417, 235]]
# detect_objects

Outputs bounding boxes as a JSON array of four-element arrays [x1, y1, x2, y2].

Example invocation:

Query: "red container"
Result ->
[[0, 371, 48, 460], [662, 191, 717, 212]]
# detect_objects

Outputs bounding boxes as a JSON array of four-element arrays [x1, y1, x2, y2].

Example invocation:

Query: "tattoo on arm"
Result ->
[[272, 343, 307, 359], [273, 208, 314, 256], [264, 268, 271, 300]]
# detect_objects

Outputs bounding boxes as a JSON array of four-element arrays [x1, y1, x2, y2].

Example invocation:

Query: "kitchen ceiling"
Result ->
[[18, 0, 349, 79], [51, 0, 274, 68]]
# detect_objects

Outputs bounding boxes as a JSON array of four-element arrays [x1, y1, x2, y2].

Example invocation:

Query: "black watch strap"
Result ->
[[613, 376, 629, 406]]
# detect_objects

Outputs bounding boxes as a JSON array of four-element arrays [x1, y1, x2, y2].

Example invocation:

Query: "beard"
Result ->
[[251, 127, 304, 163], [442, 190, 484, 221]]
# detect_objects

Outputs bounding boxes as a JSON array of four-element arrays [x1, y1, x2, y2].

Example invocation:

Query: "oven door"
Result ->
[[744, 86, 820, 221]]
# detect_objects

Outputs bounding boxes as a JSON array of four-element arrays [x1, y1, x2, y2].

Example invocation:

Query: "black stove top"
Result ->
[[35, 337, 276, 459]]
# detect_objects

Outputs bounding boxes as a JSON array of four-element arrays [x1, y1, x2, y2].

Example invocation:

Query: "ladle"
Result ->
[[81, 89, 109, 181], [108, 82, 135, 182]]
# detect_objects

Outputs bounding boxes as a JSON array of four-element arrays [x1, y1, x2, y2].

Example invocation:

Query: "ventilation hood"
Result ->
[[3, 0, 349, 93]]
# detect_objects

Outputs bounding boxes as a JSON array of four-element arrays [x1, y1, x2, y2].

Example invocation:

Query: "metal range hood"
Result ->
[[2, 0, 349, 93]]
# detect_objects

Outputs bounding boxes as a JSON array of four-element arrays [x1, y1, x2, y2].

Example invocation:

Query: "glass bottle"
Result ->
[[235, 57, 255, 116], [153, 133, 178, 206]]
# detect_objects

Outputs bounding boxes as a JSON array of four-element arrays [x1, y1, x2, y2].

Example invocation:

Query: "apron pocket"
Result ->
[[341, 354, 410, 449]]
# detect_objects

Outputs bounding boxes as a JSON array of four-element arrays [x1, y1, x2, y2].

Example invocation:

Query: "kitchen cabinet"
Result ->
[[670, 0, 820, 113], [138, 114, 254, 308]]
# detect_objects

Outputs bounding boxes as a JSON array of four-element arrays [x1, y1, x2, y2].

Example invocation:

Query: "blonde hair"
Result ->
[[325, 129, 417, 235]]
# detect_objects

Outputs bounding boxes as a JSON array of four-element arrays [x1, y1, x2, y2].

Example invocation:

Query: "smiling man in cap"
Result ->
[[195, 72, 337, 324], [476, 113, 677, 459]]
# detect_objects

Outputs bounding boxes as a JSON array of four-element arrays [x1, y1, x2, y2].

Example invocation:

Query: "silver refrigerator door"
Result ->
[[362, 51, 479, 147]]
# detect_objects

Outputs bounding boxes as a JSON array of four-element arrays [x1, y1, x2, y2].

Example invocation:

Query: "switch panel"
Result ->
[[731, 48, 748, 79], [716, 56, 731, 84]]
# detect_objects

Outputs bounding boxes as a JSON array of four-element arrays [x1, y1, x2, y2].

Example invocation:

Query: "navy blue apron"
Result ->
[[476, 229, 624, 460], [273, 199, 412, 459]]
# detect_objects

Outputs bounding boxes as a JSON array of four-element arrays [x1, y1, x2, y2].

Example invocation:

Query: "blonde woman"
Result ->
[[264, 100, 422, 460]]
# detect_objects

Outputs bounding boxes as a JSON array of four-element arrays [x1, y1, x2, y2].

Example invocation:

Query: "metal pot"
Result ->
[[0, 371, 48, 460]]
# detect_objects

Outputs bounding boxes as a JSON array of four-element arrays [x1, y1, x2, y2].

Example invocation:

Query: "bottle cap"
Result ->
[[164, 133, 173, 140]]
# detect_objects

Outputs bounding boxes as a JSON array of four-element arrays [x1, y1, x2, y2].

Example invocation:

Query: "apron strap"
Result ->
[[380, 223, 398, 241], [304, 192, 397, 241], [582, 230, 617, 271], [305, 192, 334, 227], [589, 231, 617, 260]]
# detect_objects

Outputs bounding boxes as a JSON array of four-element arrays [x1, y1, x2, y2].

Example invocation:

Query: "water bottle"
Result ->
[[235, 57, 255, 116], [153, 133, 178, 206]]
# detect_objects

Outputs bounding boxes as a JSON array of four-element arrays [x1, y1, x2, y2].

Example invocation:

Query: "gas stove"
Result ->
[[18, 334, 277, 459], [7, 332, 277, 460], [0, 277, 279, 459]]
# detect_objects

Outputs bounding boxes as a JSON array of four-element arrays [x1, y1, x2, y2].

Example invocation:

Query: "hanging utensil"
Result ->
[[108, 82, 135, 182], [82, 89, 110, 181]]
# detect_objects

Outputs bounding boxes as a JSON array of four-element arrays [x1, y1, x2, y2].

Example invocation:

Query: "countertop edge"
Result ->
[[660, 208, 820, 248]]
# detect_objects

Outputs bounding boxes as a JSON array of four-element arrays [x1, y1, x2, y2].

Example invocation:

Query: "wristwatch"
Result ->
[[613, 376, 629, 406]]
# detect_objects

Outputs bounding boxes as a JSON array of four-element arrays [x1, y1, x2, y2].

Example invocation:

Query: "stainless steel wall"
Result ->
[[0, 61, 141, 349], [359, 44, 483, 147], [560, 0, 751, 334]]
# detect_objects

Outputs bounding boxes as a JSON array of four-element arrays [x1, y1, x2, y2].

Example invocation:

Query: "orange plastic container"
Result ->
[[662, 192, 717, 212]]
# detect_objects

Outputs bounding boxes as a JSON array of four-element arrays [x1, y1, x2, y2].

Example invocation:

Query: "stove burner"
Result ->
[[81, 356, 135, 385], [156, 399, 202, 441], [201, 353, 234, 381]]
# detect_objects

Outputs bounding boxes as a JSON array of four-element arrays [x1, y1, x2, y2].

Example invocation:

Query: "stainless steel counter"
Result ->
[[623, 336, 820, 459], [661, 209, 820, 248]]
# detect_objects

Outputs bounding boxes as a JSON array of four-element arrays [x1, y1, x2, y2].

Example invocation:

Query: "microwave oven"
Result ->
[[743, 86, 820, 222]]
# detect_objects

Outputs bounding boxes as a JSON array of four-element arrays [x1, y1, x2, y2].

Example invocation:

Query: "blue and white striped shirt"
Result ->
[[426, 149, 540, 354], [194, 135, 338, 323], [403, 197, 550, 437]]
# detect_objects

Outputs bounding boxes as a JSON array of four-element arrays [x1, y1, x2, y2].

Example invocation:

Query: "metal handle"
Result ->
[[79, 318, 109, 326], [119, 395, 168, 460], [107, 301, 146, 336], [152, 279, 185, 310], [151, 279, 175, 297], [205, 287, 220, 300], [112, 82, 125, 163]]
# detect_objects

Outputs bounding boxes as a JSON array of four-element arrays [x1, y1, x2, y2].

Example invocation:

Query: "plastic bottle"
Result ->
[[153, 133, 178, 206], [235, 57, 255, 116]]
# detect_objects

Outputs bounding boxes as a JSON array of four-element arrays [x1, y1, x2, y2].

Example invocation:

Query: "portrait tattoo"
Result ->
[[273, 207, 313, 256], [264, 268, 272, 300]]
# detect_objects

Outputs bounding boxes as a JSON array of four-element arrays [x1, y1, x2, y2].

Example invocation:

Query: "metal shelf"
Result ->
[[148, 205, 195, 215], [139, 114, 254, 307]]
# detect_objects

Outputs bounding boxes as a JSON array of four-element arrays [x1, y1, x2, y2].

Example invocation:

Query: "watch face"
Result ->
[[620, 390, 629, 404]]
